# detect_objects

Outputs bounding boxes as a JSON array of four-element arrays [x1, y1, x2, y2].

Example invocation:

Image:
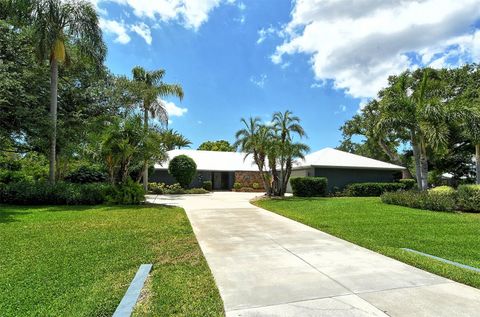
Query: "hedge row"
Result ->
[[345, 182, 405, 197], [0, 180, 145, 205], [290, 177, 328, 197], [381, 185, 480, 212]]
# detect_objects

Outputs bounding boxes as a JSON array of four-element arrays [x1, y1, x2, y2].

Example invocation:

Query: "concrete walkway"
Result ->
[[148, 192, 480, 316]]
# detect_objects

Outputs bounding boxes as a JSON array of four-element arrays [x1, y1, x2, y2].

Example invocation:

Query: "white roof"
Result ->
[[293, 147, 405, 170], [155, 147, 404, 172], [154, 149, 259, 172]]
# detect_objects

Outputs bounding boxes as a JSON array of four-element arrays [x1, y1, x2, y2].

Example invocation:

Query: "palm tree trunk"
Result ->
[[476, 144, 480, 185], [411, 132, 422, 190], [48, 59, 58, 183], [419, 137, 429, 191], [143, 107, 149, 191]]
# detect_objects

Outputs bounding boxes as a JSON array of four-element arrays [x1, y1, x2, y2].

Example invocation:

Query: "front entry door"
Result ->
[[212, 172, 230, 190]]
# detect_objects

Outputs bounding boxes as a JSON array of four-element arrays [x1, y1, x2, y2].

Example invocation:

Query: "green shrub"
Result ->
[[0, 181, 111, 205], [164, 183, 186, 194], [429, 186, 455, 194], [239, 187, 254, 192], [0, 169, 28, 184], [290, 177, 327, 197], [399, 179, 416, 190], [457, 185, 480, 212], [233, 182, 242, 190], [345, 182, 405, 197], [202, 181, 212, 191], [148, 182, 165, 194], [252, 182, 260, 189], [65, 166, 106, 184], [381, 190, 457, 212], [168, 155, 197, 188], [186, 188, 209, 194], [106, 179, 145, 204]]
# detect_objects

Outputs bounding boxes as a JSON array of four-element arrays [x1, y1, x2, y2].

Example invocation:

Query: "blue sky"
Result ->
[[95, 0, 480, 150]]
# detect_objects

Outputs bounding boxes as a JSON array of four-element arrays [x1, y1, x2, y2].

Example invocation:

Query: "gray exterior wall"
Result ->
[[287, 167, 397, 193], [314, 167, 396, 192], [150, 169, 234, 189]]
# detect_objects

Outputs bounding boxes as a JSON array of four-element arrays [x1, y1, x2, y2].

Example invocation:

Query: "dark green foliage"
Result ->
[[345, 182, 405, 197], [202, 180, 212, 191], [0, 181, 110, 205], [65, 166, 106, 184], [198, 140, 235, 152], [381, 190, 457, 212], [399, 178, 416, 190], [457, 185, 480, 212], [168, 155, 197, 188], [290, 177, 327, 197], [106, 179, 145, 204]]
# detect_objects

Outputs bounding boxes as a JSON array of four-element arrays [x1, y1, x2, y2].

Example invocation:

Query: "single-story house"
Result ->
[[151, 148, 405, 192], [151, 149, 262, 190], [288, 148, 405, 192]]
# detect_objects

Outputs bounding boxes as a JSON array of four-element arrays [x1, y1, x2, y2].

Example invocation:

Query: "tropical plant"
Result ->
[[234, 117, 272, 193], [30, 0, 106, 183], [130, 66, 184, 191], [198, 140, 235, 152], [378, 68, 448, 190], [159, 128, 191, 150], [271, 110, 309, 196]]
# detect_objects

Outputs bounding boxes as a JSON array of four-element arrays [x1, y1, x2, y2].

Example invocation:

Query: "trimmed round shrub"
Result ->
[[168, 155, 197, 188], [290, 177, 327, 197], [187, 188, 209, 194], [252, 182, 260, 189], [345, 182, 405, 197], [457, 185, 480, 212], [233, 182, 242, 190], [399, 178, 416, 190], [65, 166, 106, 184], [202, 181, 212, 191]]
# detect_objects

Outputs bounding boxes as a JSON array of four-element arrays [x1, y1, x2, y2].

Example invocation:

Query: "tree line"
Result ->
[[0, 0, 190, 189], [339, 66, 480, 190]]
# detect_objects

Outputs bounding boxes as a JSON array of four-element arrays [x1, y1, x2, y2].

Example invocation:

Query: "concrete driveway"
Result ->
[[148, 192, 480, 316]]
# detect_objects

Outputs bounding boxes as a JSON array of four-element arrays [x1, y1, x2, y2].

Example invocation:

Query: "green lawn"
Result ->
[[0, 205, 224, 317], [254, 197, 480, 289]]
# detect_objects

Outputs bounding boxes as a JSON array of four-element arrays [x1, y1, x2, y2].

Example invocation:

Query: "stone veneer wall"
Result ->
[[234, 171, 264, 189]]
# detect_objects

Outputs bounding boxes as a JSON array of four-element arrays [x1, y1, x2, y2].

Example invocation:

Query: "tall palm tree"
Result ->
[[272, 110, 307, 195], [379, 69, 448, 190], [131, 66, 184, 191], [31, 0, 106, 183], [234, 117, 272, 193]]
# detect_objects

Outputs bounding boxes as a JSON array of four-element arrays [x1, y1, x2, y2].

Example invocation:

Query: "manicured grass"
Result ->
[[0, 205, 224, 317], [254, 197, 480, 289]]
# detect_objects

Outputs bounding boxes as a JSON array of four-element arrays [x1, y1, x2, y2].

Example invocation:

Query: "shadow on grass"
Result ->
[[0, 210, 32, 223]]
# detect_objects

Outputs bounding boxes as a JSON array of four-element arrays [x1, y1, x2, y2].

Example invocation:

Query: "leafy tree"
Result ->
[[168, 155, 197, 188], [198, 140, 235, 152], [99, 115, 166, 184], [159, 129, 191, 150], [130, 66, 184, 190], [29, 0, 106, 183]]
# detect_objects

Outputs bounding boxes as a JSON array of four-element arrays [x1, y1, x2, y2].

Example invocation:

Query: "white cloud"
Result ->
[[162, 99, 188, 117], [257, 25, 277, 44], [99, 18, 131, 44], [334, 104, 347, 114], [250, 74, 267, 88], [272, 0, 480, 98], [357, 98, 371, 113], [197, 120, 203, 124], [130, 22, 152, 44], [237, 2, 246, 11], [100, 0, 231, 30], [310, 81, 325, 88]]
